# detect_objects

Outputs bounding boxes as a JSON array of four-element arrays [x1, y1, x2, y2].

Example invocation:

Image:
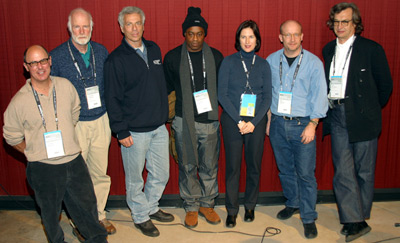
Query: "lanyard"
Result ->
[[67, 41, 97, 87], [240, 53, 256, 94], [333, 36, 356, 76], [30, 82, 58, 132], [187, 51, 206, 92], [279, 50, 303, 92]]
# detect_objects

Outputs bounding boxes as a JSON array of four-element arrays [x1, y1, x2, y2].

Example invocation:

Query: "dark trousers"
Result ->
[[221, 112, 267, 215], [330, 104, 378, 223], [26, 154, 108, 243]]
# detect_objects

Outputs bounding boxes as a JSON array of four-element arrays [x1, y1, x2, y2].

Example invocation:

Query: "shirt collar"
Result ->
[[336, 34, 355, 48]]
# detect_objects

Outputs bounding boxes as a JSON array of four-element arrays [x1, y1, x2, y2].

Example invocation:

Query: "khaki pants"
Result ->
[[75, 113, 112, 220]]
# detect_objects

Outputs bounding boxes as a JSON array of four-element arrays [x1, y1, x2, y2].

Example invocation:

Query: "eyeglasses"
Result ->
[[281, 33, 301, 38], [25, 57, 50, 67], [333, 20, 352, 27]]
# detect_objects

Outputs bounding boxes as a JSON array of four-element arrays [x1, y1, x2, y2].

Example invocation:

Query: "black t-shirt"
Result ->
[[189, 51, 210, 122], [285, 54, 297, 67]]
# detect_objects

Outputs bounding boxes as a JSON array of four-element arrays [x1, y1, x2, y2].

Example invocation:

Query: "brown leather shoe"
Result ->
[[199, 207, 221, 224], [69, 219, 85, 242], [99, 218, 116, 235], [185, 211, 198, 228]]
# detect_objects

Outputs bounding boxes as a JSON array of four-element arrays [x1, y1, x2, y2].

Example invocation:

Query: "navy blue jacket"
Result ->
[[104, 38, 168, 139]]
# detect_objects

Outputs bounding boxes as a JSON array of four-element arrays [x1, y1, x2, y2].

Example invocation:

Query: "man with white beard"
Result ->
[[50, 8, 115, 238]]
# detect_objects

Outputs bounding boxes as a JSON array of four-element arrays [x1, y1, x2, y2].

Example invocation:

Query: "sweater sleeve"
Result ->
[[250, 60, 272, 126], [104, 55, 131, 140], [218, 56, 242, 123], [70, 83, 81, 125], [163, 51, 176, 94], [3, 101, 25, 146]]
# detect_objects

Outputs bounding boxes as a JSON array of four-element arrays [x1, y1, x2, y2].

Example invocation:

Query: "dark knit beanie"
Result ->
[[182, 7, 208, 37]]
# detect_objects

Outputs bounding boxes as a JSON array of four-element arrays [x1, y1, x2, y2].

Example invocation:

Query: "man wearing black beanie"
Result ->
[[164, 6, 224, 228]]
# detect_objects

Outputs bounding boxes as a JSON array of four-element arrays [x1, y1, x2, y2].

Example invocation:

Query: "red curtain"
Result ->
[[1, 0, 399, 196]]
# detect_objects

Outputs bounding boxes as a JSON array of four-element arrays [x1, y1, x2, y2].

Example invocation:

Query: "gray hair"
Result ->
[[118, 6, 145, 27], [67, 8, 94, 33]]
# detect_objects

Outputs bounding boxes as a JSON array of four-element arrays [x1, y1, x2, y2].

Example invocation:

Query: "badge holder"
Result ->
[[44, 130, 65, 159], [85, 85, 101, 110], [193, 89, 212, 114], [277, 91, 292, 114], [240, 93, 256, 117], [329, 76, 343, 99]]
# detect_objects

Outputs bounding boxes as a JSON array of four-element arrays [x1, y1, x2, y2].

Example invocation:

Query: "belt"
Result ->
[[282, 116, 303, 120], [330, 99, 345, 105]]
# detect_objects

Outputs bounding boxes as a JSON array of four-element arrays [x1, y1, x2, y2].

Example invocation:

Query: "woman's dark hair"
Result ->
[[327, 2, 364, 34], [235, 20, 261, 52]]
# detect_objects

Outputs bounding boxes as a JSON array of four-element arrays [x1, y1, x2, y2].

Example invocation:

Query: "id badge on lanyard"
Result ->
[[85, 85, 101, 109], [43, 130, 65, 159], [193, 89, 212, 114], [329, 76, 344, 99], [240, 93, 256, 117], [277, 91, 292, 114]]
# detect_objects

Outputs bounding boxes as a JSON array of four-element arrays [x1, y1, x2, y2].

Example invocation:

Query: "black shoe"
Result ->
[[135, 220, 160, 237], [226, 215, 237, 228], [244, 209, 255, 222], [345, 221, 371, 242], [149, 209, 174, 222], [303, 222, 318, 239], [277, 207, 300, 220], [341, 223, 351, 235]]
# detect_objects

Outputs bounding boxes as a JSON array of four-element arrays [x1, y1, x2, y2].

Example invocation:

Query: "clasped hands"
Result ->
[[238, 121, 255, 135]]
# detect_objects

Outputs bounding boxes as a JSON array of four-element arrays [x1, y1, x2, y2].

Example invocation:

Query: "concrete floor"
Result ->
[[0, 201, 400, 243]]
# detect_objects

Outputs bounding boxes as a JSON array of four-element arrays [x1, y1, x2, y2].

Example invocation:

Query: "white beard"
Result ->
[[72, 33, 91, 46]]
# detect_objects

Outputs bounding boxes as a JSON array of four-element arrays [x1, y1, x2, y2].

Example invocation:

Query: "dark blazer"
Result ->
[[322, 35, 393, 143]]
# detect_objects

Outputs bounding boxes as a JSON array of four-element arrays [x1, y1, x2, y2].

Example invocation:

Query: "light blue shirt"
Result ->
[[266, 48, 328, 119]]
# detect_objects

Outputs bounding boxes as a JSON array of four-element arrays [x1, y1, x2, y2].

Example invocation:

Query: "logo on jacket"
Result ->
[[153, 59, 161, 65]]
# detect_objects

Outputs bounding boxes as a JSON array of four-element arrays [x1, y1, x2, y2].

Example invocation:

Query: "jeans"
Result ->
[[330, 104, 378, 223], [26, 154, 107, 243], [269, 115, 318, 223], [121, 125, 170, 224], [172, 116, 219, 212]]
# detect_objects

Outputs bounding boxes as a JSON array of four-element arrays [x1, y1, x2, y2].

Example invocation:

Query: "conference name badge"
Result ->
[[43, 130, 65, 159], [193, 89, 212, 114], [330, 76, 344, 99], [277, 91, 292, 115], [85, 85, 101, 110], [240, 94, 256, 117]]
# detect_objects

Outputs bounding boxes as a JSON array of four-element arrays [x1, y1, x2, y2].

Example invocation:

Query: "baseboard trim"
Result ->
[[1, 189, 400, 210]]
